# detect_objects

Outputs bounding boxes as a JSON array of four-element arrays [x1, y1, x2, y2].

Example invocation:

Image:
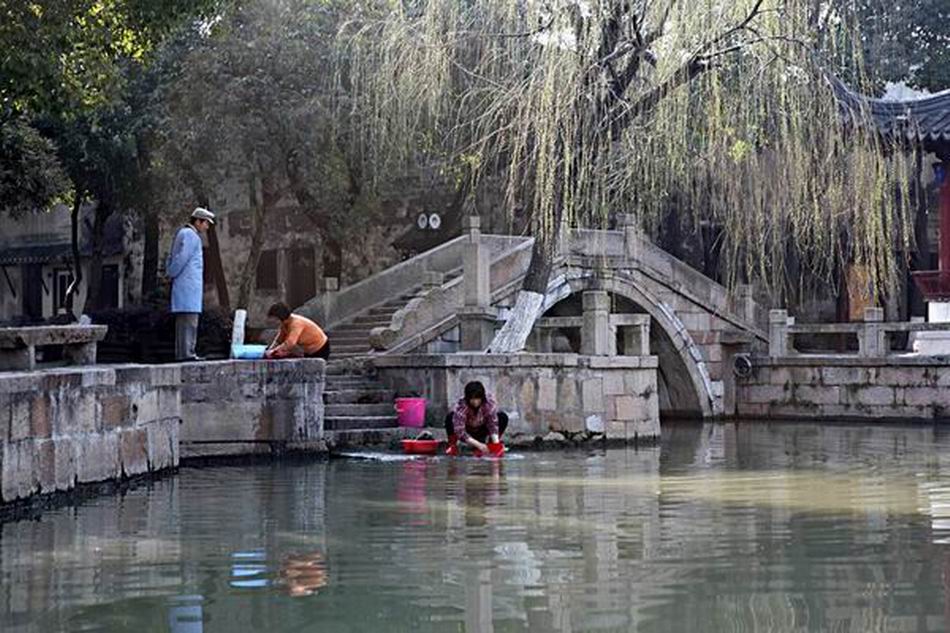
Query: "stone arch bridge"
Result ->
[[300, 217, 767, 418]]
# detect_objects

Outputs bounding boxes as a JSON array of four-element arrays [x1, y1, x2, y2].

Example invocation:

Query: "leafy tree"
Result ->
[[336, 0, 916, 351]]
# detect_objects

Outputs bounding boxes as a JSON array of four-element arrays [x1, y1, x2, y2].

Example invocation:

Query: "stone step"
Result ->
[[324, 388, 394, 404], [327, 374, 382, 389], [349, 318, 394, 328], [325, 416, 400, 431], [325, 403, 395, 417], [331, 334, 371, 344]]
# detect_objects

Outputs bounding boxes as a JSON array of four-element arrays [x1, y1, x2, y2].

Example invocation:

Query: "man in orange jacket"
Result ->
[[264, 302, 331, 360]]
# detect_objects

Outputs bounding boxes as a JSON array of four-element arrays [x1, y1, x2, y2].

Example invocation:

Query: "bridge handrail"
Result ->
[[769, 307, 950, 358], [298, 234, 523, 329], [370, 238, 534, 352]]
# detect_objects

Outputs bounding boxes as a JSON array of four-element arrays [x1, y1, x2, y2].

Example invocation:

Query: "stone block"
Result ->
[[147, 419, 179, 470], [157, 387, 181, 418], [76, 432, 120, 484], [876, 367, 929, 387], [793, 385, 840, 406], [741, 384, 787, 404], [2, 440, 37, 502], [33, 439, 56, 494], [537, 377, 556, 411], [624, 370, 655, 396], [30, 394, 51, 439], [820, 367, 868, 386], [119, 428, 149, 476], [557, 379, 579, 412], [132, 390, 159, 426], [100, 395, 130, 430], [613, 395, 640, 421], [581, 378, 605, 412], [53, 437, 77, 491], [846, 386, 895, 407], [10, 396, 30, 441], [903, 387, 950, 408], [61, 390, 97, 434], [603, 372, 626, 396]]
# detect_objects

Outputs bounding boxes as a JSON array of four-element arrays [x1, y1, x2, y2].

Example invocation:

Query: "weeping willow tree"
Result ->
[[333, 0, 915, 351]]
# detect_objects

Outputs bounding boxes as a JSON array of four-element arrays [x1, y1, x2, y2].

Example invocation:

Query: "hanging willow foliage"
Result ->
[[332, 0, 915, 306]]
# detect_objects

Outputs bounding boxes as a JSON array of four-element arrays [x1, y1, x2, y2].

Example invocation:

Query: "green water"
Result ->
[[4, 422, 950, 632]]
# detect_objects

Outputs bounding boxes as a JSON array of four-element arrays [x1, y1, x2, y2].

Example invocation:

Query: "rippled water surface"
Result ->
[[5, 422, 950, 632]]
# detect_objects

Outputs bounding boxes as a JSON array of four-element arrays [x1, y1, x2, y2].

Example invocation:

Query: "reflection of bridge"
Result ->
[[301, 216, 766, 418]]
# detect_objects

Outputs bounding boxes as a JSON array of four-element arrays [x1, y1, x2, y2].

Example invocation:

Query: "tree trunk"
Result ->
[[236, 175, 275, 309], [184, 169, 231, 311], [141, 208, 160, 300], [64, 189, 85, 319], [489, 224, 559, 353], [82, 201, 111, 314], [206, 224, 231, 312]]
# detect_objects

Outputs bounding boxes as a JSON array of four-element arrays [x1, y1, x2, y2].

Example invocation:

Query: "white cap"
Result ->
[[191, 207, 215, 224]]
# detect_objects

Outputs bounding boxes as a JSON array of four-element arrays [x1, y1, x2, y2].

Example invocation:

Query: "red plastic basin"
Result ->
[[401, 439, 440, 455]]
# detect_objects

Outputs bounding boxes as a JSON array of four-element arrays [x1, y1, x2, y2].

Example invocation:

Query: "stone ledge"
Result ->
[[374, 353, 657, 370], [753, 355, 950, 367]]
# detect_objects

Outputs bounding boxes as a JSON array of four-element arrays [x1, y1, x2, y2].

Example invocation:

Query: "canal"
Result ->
[[3, 422, 950, 632]]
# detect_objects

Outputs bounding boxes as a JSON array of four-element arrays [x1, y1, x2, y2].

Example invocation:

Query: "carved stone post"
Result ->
[[582, 290, 611, 356], [459, 216, 496, 351], [768, 309, 790, 357], [859, 306, 886, 358]]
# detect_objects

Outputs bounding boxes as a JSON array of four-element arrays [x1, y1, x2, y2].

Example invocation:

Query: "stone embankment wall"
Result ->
[[737, 356, 950, 420], [179, 359, 324, 459], [374, 353, 660, 442], [0, 365, 180, 505], [1, 359, 326, 506]]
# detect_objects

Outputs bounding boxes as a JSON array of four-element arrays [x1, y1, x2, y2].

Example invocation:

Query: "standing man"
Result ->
[[167, 207, 215, 361]]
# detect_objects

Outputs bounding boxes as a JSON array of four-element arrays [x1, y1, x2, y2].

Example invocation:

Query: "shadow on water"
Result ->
[[3, 421, 950, 632]]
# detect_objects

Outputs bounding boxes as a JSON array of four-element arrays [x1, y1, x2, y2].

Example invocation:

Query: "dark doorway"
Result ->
[[22, 265, 43, 322], [287, 247, 316, 309], [100, 264, 120, 309]]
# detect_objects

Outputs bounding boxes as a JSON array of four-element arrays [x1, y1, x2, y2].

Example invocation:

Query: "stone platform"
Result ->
[[0, 359, 326, 507], [373, 353, 660, 443]]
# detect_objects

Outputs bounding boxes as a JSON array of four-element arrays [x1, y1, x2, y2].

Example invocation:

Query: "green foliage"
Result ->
[[0, 118, 69, 217], [0, 0, 227, 217], [846, 0, 950, 93]]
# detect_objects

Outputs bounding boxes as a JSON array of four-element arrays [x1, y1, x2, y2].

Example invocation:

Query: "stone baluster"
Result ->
[[768, 309, 790, 357], [581, 290, 611, 356], [859, 307, 886, 358], [422, 270, 444, 291], [735, 284, 756, 324], [322, 277, 339, 293], [459, 216, 496, 351], [620, 213, 640, 261]]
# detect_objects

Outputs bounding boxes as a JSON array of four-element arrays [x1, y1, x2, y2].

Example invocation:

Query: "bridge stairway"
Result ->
[[327, 270, 462, 359], [323, 362, 399, 435]]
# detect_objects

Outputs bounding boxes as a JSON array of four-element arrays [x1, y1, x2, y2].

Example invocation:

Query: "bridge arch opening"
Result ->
[[535, 280, 712, 418]]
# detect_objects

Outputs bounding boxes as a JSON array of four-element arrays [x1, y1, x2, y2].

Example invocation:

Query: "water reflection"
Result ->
[[1, 423, 950, 631]]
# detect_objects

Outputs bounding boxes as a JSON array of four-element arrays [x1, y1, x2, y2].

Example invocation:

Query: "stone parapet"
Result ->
[[373, 353, 660, 442], [736, 355, 950, 420]]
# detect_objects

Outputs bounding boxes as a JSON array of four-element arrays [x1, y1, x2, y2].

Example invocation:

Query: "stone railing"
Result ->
[[768, 307, 950, 358], [369, 232, 534, 353], [570, 221, 767, 334], [533, 313, 650, 356], [300, 233, 525, 330]]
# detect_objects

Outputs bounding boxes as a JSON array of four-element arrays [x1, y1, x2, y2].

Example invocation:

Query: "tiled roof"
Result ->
[[0, 243, 73, 266], [830, 76, 950, 149]]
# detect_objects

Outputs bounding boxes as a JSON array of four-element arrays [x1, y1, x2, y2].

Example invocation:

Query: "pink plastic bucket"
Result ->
[[395, 398, 427, 428]]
